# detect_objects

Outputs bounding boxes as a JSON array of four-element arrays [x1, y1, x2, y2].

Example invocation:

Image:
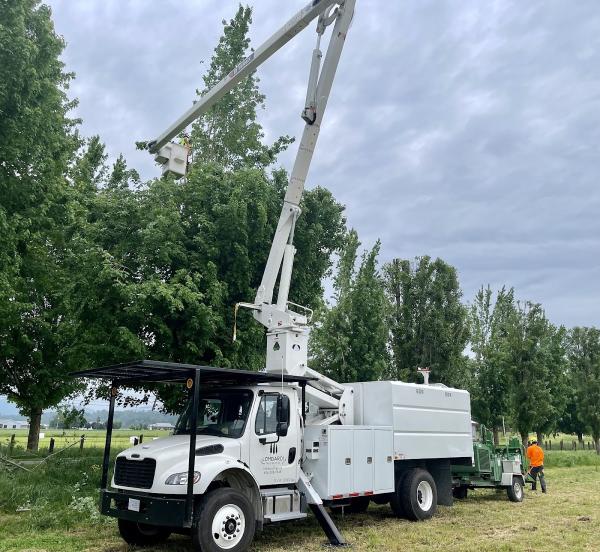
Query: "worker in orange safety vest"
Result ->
[[526, 440, 547, 493]]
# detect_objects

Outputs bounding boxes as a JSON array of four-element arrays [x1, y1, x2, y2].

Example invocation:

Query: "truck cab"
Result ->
[[113, 385, 302, 497]]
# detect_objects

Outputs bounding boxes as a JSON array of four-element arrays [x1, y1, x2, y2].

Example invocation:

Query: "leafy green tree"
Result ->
[[71, 163, 345, 411], [190, 6, 293, 169], [567, 327, 600, 454], [383, 256, 469, 386], [508, 302, 566, 445], [311, 231, 389, 382], [50, 405, 86, 429], [468, 286, 516, 443], [0, 0, 81, 451]]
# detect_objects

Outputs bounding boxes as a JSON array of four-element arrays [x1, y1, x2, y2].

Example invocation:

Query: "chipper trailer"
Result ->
[[451, 423, 528, 503], [75, 1, 522, 550]]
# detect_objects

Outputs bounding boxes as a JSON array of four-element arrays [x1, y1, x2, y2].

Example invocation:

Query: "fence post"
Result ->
[[8, 434, 15, 455], [133, 437, 139, 446], [49, 438, 55, 454], [549, 441, 552, 450], [560, 440, 563, 451], [572, 441, 576, 450], [139, 434, 144, 444], [80, 435, 85, 452]]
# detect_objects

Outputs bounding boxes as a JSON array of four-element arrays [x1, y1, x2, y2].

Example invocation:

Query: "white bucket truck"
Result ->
[[76, 1, 474, 550]]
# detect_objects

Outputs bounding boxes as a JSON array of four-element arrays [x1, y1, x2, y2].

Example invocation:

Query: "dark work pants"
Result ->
[[530, 465, 546, 492]]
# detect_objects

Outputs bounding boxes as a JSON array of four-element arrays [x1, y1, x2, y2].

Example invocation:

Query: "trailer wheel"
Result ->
[[346, 496, 370, 513], [507, 477, 524, 503], [400, 468, 438, 521], [117, 519, 171, 546], [192, 488, 255, 552]]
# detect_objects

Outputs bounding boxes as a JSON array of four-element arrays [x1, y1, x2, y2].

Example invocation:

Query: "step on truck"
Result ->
[[75, 1, 515, 550]]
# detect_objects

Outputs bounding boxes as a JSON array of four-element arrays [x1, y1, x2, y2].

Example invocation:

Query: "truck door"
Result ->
[[249, 390, 299, 486]]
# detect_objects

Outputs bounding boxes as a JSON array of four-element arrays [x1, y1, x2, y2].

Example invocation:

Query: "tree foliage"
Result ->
[[384, 256, 469, 386], [310, 231, 389, 382], [567, 327, 600, 452], [0, 0, 81, 451], [468, 286, 516, 441], [190, 6, 293, 169]]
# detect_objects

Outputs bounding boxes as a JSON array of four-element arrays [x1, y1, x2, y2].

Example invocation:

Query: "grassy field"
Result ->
[[0, 429, 170, 456], [1, 448, 599, 552]]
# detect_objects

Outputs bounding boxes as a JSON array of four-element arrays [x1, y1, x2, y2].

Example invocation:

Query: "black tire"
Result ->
[[390, 471, 408, 518], [507, 478, 524, 503], [453, 485, 468, 499], [400, 468, 438, 521], [117, 519, 171, 546], [346, 496, 370, 513], [192, 488, 256, 552]]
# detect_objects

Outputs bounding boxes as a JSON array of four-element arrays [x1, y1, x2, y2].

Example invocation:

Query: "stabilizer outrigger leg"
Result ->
[[298, 470, 347, 546], [309, 503, 347, 546]]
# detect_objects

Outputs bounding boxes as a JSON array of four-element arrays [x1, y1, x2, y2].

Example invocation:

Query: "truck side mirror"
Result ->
[[277, 395, 290, 437]]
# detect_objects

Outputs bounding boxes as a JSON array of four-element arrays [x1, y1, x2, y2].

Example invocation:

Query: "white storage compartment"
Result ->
[[350, 381, 473, 462], [303, 425, 394, 500]]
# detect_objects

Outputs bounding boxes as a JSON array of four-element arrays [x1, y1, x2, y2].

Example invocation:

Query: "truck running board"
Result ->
[[309, 503, 346, 546], [265, 512, 308, 523]]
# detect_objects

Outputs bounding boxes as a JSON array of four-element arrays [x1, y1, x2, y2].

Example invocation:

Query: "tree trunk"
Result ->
[[594, 435, 600, 456], [520, 431, 529, 447], [577, 432, 583, 444], [493, 427, 499, 446], [26, 408, 43, 452], [536, 431, 543, 446]]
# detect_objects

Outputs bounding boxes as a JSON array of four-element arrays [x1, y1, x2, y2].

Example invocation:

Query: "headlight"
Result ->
[[165, 471, 201, 485]]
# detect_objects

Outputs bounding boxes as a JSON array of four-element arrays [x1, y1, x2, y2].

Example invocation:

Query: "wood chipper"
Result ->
[[451, 422, 528, 502]]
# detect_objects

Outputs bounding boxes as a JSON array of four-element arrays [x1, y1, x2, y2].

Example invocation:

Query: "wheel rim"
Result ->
[[211, 504, 245, 550], [514, 481, 523, 500], [417, 480, 434, 511]]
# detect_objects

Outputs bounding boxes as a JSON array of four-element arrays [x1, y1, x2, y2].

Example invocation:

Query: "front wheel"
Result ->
[[507, 478, 524, 502], [192, 488, 256, 552], [117, 519, 171, 546]]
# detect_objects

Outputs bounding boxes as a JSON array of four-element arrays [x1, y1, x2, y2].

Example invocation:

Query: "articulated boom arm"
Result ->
[[149, 0, 356, 424], [147, 0, 341, 154]]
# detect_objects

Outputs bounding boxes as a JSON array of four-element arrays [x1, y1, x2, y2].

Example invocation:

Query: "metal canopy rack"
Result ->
[[74, 359, 314, 528]]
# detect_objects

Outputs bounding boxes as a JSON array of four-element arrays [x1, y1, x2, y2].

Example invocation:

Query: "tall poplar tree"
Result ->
[[190, 6, 293, 169], [384, 256, 469, 386], [310, 231, 389, 383], [567, 327, 600, 454]]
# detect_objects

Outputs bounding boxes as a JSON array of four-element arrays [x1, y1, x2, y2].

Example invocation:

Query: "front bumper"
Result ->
[[100, 489, 192, 528]]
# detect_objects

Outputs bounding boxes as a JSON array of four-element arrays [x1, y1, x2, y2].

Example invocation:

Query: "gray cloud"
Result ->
[[47, 0, 600, 327]]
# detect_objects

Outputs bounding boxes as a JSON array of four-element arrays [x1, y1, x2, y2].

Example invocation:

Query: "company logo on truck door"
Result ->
[[261, 454, 287, 465]]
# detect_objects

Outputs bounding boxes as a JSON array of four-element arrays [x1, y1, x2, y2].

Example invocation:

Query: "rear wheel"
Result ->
[[390, 471, 408, 517], [507, 478, 524, 502], [400, 468, 438, 521], [117, 519, 171, 546], [192, 488, 255, 552]]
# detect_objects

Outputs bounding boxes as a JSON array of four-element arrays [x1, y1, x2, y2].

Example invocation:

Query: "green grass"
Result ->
[[1, 455, 599, 552], [0, 429, 169, 457]]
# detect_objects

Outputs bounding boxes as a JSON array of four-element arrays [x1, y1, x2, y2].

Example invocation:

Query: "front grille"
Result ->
[[114, 457, 156, 489]]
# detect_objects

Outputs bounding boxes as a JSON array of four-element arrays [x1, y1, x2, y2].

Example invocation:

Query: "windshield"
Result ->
[[174, 389, 253, 439]]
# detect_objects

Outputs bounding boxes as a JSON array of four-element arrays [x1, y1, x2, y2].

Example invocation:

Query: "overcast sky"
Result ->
[[46, 0, 600, 328]]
